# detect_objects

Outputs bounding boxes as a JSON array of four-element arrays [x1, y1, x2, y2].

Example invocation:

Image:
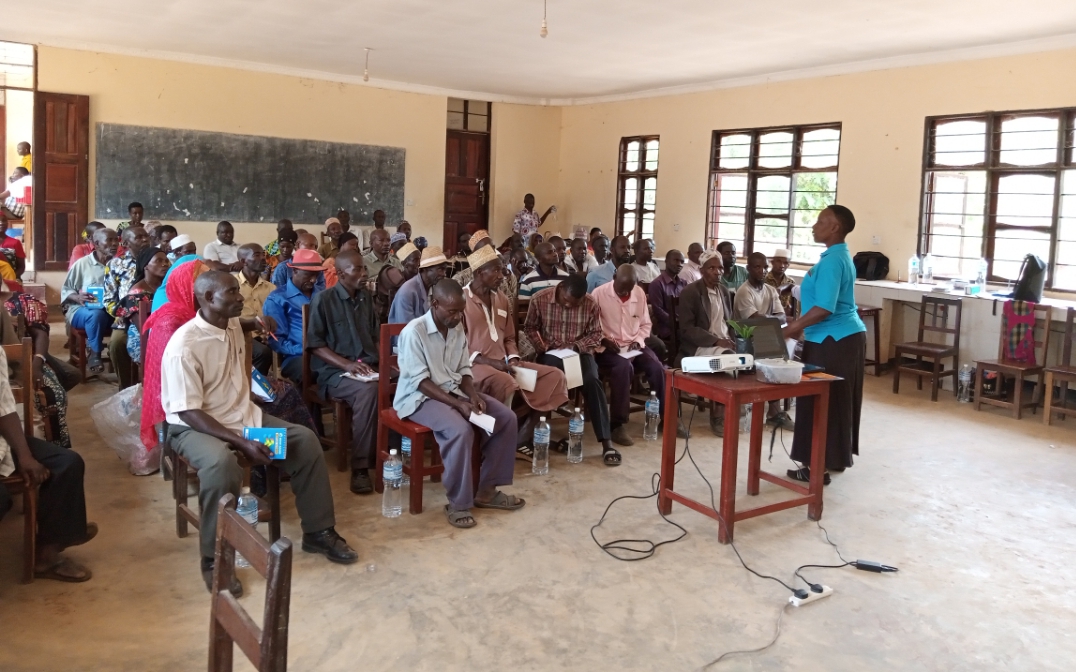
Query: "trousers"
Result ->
[[594, 346, 667, 427], [109, 328, 134, 389], [169, 414, 336, 558], [0, 438, 89, 547], [537, 352, 611, 441], [69, 308, 113, 353], [406, 394, 516, 511], [251, 339, 274, 376], [326, 378, 379, 470]]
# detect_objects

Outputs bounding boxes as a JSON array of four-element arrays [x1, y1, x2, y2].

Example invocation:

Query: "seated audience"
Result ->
[[518, 242, 571, 299], [454, 230, 520, 302], [0, 223, 27, 278], [69, 222, 106, 270], [161, 271, 357, 592], [152, 224, 177, 252], [631, 238, 660, 283], [462, 246, 568, 452], [524, 274, 623, 465], [395, 279, 524, 529], [265, 249, 323, 382], [202, 221, 241, 271], [235, 243, 275, 374], [396, 220, 412, 241], [547, 235, 570, 272], [766, 248, 797, 318], [564, 237, 599, 275], [104, 226, 151, 389], [116, 202, 144, 233], [337, 209, 352, 232], [0, 167, 31, 224], [265, 218, 293, 257], [389, 232, 409, 256], [372, 209, 387, 230], [116, 246, 170, 367], [414, 236, 429, 251], [266, 229, 296, 280], [61, 228, 119, 373], [322, 232, 360, 288], [167, 233, 198, 262], [272, 232, 326, 292], [318, 217, 344, 259], [376, 242, 420, 323], [734, 252, 786, 322], [363, 229, 399, 280], [17, 141, 31, 171], [388, 246, 448, 325], [648, 248, 687, 352], [680, 242, 704, 283], [718, 241, 748, 290], [0, 342, 96, 582], [588, 227, 603, 252], [308, 251, 381, 495], [587, 234, 630, 292]]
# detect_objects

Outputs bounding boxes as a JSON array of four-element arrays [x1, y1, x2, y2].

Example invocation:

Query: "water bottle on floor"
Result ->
[[382, 450, 403, 518], [400, 437, 411, 486], [235, 487, 258, 569], [533, 416, 550, 475], [957, 364, 973, 403], [568, 408, 584, 463], [643, 392, 660, 441]]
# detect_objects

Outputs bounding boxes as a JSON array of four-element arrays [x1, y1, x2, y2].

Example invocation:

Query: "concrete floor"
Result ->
[[2, 362, 1076, 671]]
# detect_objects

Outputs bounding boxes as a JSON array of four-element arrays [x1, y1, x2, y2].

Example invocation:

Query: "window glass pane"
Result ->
[[711, 173, 747, 250], [758, 132, 793, 169], [994, 174, 1055, 228], [800, 128, 841, 168], [467, 113, 488, 132], [470, 101, 490, 115], [719, 134, 751, 169], [447, 97, 465, 113], [934, 119, 986, 167], [992, 228, 1051, 281], [642, 176, 657, 206], [642, 212, 655, 240], [753, 218, 788, 258], [0, 41, 34, 89], [925, 170, 987, 278], [624, 141, 641, 172], [622, 177, 638, 207], [1054, 262, 1076, 290], [447, 111, 464, 130], [998, 116, 1059, 166], [621, 212, 636, 237], [755, 175, 791, 215], [1060, 171, 1076, 242], [645, 139, 659, 171]]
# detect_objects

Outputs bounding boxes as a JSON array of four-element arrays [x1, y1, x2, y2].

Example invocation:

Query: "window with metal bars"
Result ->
[[919, 109, 1076, 290], [706, 124, 840, 264], [616, 136, 659, 242]]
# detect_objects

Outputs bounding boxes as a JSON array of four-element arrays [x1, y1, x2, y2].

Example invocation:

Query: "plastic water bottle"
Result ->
[[235, 487, 258, 569], [400, 437, 411, 486], [643, 392, 660, 441], [977, 258, 988, 291], [922, 253, 935, 284], [739, 405, 753, 434], [957, 365, 973, 403], [381, 450, 402, 518], [908, 254, 920, 285], [567, 408, 584, 463], [532, 416, 550, 475]]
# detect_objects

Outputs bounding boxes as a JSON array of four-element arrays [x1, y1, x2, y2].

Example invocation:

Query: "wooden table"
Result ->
[[659, 370, 838, 543]]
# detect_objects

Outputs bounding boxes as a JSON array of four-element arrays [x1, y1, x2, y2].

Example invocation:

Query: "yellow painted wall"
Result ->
[[489, 103, 562, 244], [558, 48, 1076, 271]]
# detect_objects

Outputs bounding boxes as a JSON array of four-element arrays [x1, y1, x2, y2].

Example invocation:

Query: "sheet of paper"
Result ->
[[469, 411, 497, 435], [545, 348, 579, 360], [342, 371, 379, 383], [513, 366, 537, 392], [785, 338, 798, 359], [619, 348, 643, 360]]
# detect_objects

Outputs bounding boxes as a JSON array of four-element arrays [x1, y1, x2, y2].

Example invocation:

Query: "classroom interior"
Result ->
[[3, 2, 1076, 670]]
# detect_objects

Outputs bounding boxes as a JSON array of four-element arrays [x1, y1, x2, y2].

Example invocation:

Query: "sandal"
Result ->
[[34, 557, 92, 583], [473, 491, 526, 511], [603, 449, 622, 467], [444, 505, 477, 529], [515, 444, 534, 461], [786, 467, 831, 486]]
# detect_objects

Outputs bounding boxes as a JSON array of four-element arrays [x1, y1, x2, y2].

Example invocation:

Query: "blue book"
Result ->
[[250, 368, 276, 402], [86, 286, 105, 309], [243, 427, 287, 460]]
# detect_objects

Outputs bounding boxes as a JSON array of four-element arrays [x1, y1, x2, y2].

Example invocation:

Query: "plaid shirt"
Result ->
[[523, 286, 602, 354]]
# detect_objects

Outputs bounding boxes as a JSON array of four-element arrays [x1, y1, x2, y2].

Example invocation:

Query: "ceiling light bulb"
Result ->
[[363, 48, 371, 82], [363, 69, 369, 82], [540, 0, 548, 38], [540, 18, 548, 38]]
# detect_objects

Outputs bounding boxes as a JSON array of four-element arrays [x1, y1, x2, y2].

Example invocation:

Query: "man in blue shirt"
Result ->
[[264, 248, 324, 383], [587, 234, 631, 293], [388, 246, 448, 325]]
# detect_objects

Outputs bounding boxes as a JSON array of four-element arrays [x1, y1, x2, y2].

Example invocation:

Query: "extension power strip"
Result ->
[[789, 585, 833, 607]]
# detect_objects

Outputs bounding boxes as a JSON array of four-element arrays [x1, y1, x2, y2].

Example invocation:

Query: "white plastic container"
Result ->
[[755, 359, 804, 384]]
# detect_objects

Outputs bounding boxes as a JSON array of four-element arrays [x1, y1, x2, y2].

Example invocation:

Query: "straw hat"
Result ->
[[396, 242, 419, 261], [419, 246, 448, 268], [468, 229, 491, 251], [467, 245, 501, 271]]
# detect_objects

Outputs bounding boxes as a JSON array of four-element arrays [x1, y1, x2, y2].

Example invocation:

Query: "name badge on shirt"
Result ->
[[497, 309, 508, 317]]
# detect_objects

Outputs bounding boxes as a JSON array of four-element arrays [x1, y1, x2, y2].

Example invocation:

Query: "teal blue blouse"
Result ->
[[801, 243, 866, 343]]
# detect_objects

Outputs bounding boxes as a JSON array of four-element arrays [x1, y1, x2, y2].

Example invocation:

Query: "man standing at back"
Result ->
[[513, 193, 554, 245], [163, 271, 357, 593], [103, 225, 151, 389], [62, 228, 119, 374]]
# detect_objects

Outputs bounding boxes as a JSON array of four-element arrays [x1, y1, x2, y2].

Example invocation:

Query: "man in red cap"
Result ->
[[264, 248, 324, 383]]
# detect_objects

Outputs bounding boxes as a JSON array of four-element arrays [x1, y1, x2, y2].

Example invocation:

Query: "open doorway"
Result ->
[[1, 41, 35, 278], [443, 98, 490, 256]]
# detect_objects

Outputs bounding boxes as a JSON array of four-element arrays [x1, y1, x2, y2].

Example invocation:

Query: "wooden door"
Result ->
[[33, 92, 89, 271], [443, 130, 489, 256]]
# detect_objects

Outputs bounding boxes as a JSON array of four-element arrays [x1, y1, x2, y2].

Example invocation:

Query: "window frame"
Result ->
[[705, 122, 842, 262], [918, 107, 1076, 291], [615, 135, 659, 243]]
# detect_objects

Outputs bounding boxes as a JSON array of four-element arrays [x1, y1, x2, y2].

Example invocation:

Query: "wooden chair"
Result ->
[[1, 337, 39, 583], [168, 333, 282, 543], [1044, 307, 1076, 426], [857, 305, 884, 376], [975, 301, 1052, 420], [374, 323, 481, 514], [209, 494, 292, 672], [892, 296, 962, 401], [299, 305, 349, 472]]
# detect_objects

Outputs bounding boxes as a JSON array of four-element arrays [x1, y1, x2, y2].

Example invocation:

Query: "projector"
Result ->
[[681, 354, 754, 373]]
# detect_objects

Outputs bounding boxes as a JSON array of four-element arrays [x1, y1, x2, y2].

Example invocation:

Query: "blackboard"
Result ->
[[94, 123, 405, 225]]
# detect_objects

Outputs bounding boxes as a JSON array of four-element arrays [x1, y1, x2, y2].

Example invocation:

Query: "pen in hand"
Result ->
[[255, 316, 278, 341]]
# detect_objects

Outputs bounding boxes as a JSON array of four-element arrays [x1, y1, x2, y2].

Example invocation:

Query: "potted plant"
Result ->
[[727, 321, 755, 355]]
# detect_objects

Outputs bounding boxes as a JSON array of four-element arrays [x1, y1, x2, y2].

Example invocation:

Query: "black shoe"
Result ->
[[786, 467, 831, 486], [201, 556, 243, 596], [249, 465, 268, 498], [302, 527, 359, 564], [350, 469, 373, 495]]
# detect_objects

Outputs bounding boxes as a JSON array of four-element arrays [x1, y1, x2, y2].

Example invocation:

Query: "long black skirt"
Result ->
[[790, 331, 866, 471]]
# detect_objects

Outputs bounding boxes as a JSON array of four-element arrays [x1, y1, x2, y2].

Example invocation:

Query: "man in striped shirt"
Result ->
[[518, 242, 571, 300]]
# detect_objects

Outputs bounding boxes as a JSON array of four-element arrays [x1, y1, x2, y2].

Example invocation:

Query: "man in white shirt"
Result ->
[[202, 220, 241, 271], [162, 270, 357, 592], [564, 237, 599, 275], [631, 238, 660, 283], [734, 252, 786, 322], [679, 242, 704, 284]]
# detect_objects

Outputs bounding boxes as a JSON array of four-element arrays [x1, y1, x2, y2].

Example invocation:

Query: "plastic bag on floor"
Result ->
[[91, 384, 159, 476]]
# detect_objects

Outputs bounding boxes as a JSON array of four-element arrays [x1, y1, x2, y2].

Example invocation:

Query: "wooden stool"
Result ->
[[857, 305, 883, 376]]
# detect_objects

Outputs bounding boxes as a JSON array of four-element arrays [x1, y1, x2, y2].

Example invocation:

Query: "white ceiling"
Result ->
[[5, 0, 1076, 103]]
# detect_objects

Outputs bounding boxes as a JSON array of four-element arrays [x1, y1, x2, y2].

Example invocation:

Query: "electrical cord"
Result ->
[[699, 604, 790, 670]]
